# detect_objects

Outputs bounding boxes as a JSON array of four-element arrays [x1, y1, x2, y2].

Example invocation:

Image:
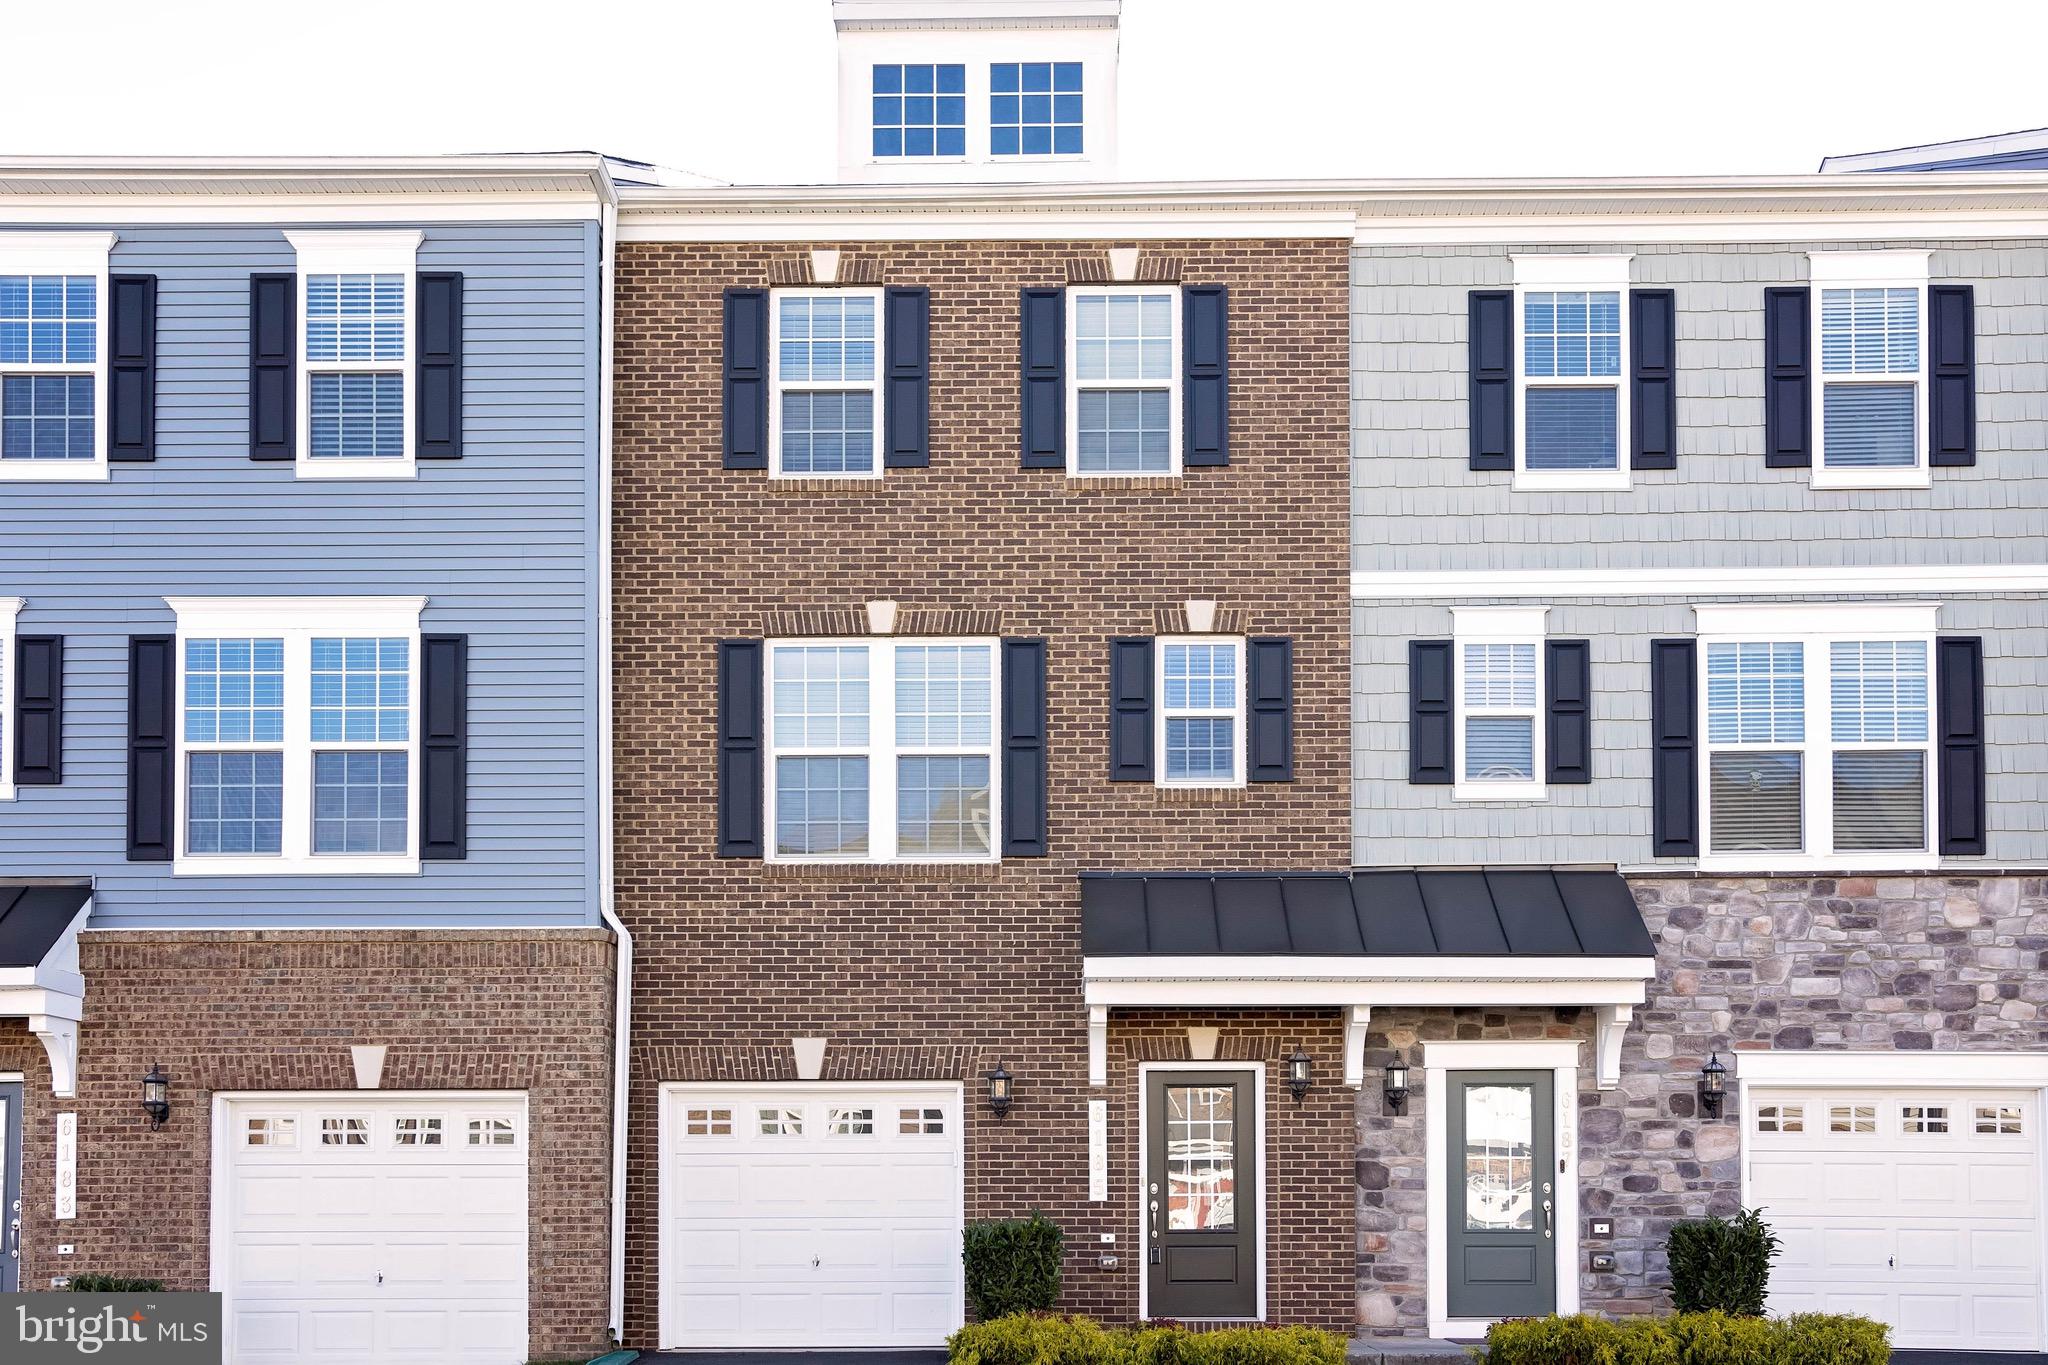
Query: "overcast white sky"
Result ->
[[9, 0, 2048, 181]]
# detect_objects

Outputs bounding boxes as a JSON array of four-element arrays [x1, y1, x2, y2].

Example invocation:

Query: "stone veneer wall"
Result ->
[[1355, 874, 2048, 1336]]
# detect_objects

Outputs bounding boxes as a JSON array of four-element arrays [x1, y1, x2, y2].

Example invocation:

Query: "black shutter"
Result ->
[[1629, 288, 1677, 471], [1544, 639, 1591, 785], [249, 272, 295, 461], [1246, 636, 1292, 782], [883, 285, 930, 469], [1929, 284, 1976, 468], [420, 635, 468, 860], [108, 274, 157, 462], [1650, 639, 1699, 856], [722, 288, 769, 470], [1936, 636, 1986, 856], [1183, 284, 1229, 468], [1762, 287, 1811, 468], [716, 640, 765, 856], [416, 271, 463, 460], [1408, 640, 1454, 784], [1108, 638, 1153, 781], [1000, 639, 1048, 856], [1468, 290, 1514, 471], [127, 635, 175, 861], [13, 635, 62, 785], [1020, 287, 1065, 469]]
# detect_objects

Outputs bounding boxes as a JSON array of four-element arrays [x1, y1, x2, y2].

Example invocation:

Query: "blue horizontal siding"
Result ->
[[0, 222, 600, 929]]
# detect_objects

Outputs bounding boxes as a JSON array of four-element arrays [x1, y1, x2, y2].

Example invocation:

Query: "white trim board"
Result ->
[[617, 212, 1357, 242], [1421, 1040, 1582, 1339], [1136, 1061, 1267, 1323], [1734, 1050, 2048, 1087], [1351, 564, 2048, 601]]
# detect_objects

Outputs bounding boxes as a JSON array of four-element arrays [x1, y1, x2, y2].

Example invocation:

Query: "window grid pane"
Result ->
[[187, 751, 284, 855], [1709, 750, 1803, 854], [1522, 291, 1620, 378], [1164, 643, 1238, 711], [310, 372, 405, 459], [779, 391, 874, 475], [777, 295, 877, 383], [1165, 716, 1235, 782], [895, 646, 992, 747], [1524, 386, 1618, 471], [1, 372, 95, 461], [990, 61, 1083, 156], [771, 646, 870, 748], [313, 750, 410, 854], [1706, 642, 1804, 744], [1830, 640, 1928, 743], [896, 755, 992, 859], [185, 638, 286, 744], [871, 64, 967, 158], [312, 637, 410, 743], [305, 273, 405, 362], [775, 755, 870, 858], [0, 274, 95, 365], [1833, 751, 1925, 852], [1076, 389, 1170, 473], [1462, 643, 1536, 708], [1822, 382, 1916, 468], [1820, 287, 1918, 374], [1074, 292, 1173, 382], [1464, 715, 1535, 781]]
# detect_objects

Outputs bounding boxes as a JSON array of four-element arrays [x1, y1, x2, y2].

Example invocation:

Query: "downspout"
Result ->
[[594, 165, 632, 1348]]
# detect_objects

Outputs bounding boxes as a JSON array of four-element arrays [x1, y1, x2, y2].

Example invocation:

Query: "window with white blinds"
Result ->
[[1511, 254, 1632, 490], [1697, 605, 1935, 867], [1451, 605, 1548, 800], [1809, 252, 1930, 486]]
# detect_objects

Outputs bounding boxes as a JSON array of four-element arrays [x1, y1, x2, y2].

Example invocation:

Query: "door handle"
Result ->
[[1541, 1199, 1553, 1239], [1148, 1193, 1162, 1264]]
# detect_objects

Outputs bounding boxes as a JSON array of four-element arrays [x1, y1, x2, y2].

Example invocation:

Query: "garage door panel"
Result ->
[[309, 1309, 375, 1351], [1747, 1157, 1814, 1203], [233, 1311, 300, 1355]]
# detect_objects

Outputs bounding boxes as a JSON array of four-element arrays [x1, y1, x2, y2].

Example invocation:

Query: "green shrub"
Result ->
[[948, 1315, 1345, 1365], [1483, 1312, 1887, 1365], [962, 1213, 1065, 1321], [65, 1273, 167, 1292], [1667, 1208, 1780, 1316]]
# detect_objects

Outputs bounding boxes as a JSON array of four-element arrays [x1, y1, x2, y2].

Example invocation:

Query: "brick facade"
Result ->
[[612, 237, 1352, 1343], [1352, 874, 2048, 1336], [10, 929, 616, 1359]]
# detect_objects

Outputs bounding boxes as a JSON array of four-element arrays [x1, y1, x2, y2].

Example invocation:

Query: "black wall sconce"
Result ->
[[1383, 1058, 1411, 1116], [1287, 1046, 1313, 1103], [985, 1061, 1014, 1120], [1698, 1052, 1728, 1119], [141, 1061, 170, 1130]]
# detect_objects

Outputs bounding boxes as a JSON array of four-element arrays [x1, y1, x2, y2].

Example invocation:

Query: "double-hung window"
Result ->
[[1511, 254, 1631, 491], [1811, 250, 1930, 489], [1451, 606, 1547, 800], [1156, 637, 1244, 788], [0, 596, 17, 799], [770, 288, 882, 478], [1698, 603, 1935, 869], [1068, 285, 1179, 476], [286, 231, 421, 479], [0, 233, 114, 480], [991, 62, 1083, 156], [766, 638, 998, 862], [871, 63, 967, 158], [170, 597, 424, 875]]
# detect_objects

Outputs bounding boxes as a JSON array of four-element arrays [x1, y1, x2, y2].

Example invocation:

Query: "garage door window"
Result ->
[[1978, 1105, 2024, 1135], [686, 1107, 734, 1137], [321, 1116, 370, 1146], [1755, 1103, 1803, 1133], [1828, 1104, 1877, 1134], [1902, 1105, 1949, 1134], [243, 1115, 297, 1148], [830, 1107, 875, 1135], [758, 1106, 804, 1137], [900, 1106, 945, 1135], [393, 1115, 444, 1145], [468, 1116, 516, 1147]]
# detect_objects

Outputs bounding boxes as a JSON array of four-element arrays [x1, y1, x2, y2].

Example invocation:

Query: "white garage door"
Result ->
[[1748, 1087, 2042, 1350], [662, 1084, 963, 1349], [219, 1095, 527, 1364]]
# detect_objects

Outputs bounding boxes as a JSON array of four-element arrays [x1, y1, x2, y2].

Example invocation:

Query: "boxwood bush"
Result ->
[[1484, 1311, 1888, 1365], [65, 1273, 167, 1292], [1668, 1207, 1781, 1316], [962, 1213, 1065, 1321], [948, 1314, 1344, 1365]]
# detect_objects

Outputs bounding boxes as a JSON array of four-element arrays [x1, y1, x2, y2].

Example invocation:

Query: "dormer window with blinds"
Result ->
[[1810, 250, 1931, 490], [1698, 603, 1936, 870]]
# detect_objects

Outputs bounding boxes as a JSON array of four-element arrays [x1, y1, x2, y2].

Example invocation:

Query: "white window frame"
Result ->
[[763, 636, 1001, 864], [1510, 253, 1633, 493], [1694, 601, 1938, 872], [0, 596, 17, 800], [0, 232, 116, 483], [1451, 605, 1549, 802], [768, 286, 885, 481], [1809, 250, 1933, 491], [1065, 283, 1182, 479], [167, 595, 426, 877], [1154, 634, 1245, 790], [285, 230, 422, 482]]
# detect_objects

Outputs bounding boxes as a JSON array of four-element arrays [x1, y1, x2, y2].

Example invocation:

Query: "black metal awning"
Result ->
[[0, 881, 92, 969], [1079, 869, 1654, 959]]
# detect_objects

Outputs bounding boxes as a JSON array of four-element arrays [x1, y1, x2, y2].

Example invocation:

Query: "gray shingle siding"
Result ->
[[1352, 241, 2048, 572], [1353, 596, 2046, 869], [0, 222, 600, 928]]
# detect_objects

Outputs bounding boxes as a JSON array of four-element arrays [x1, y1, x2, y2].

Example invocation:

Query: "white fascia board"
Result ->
[[1081, 956, 1655, 1010], [0, 201, 602, 225], [1821, 129, 2048, 173], [1351, 564, 2048, 601], [618, 211, 1356, 242], [1736, 1050, 2048, 1087]]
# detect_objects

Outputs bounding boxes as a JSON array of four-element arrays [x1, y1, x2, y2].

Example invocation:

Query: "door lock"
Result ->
[[1541, 1199, 1554, 1240]]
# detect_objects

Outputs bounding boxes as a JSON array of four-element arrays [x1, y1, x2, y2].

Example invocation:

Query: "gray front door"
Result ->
[[1445, 1070, 1555, 1321], [0, 1081, 21, 1292], [1145, 1071, 1257, 1319]]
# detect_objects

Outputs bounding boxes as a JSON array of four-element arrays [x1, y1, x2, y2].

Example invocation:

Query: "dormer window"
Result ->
[[871, 64, 966, 158], [991, 62, 1083, 156]]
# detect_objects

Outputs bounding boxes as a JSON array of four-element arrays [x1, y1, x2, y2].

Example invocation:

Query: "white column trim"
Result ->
[[1088, 1004, 1109, 1087]]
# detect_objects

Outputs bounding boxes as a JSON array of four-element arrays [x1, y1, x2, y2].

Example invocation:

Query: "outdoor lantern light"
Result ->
[[985, 1061, 1014, 1119], [141, 1061, 170, 1131], [1383, 1058, 1411, 1116], [1287, 1046, 1313, 1103], [1699, 1052, 1728, 1119]]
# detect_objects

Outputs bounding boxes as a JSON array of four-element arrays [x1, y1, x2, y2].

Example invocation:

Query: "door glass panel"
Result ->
[[1165, 1084, 1236, 1231], [1463, 1084, 1535, 1231]]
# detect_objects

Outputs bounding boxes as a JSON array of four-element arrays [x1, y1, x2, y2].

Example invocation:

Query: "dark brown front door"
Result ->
[[1145, 1070, 1257, 1319]]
